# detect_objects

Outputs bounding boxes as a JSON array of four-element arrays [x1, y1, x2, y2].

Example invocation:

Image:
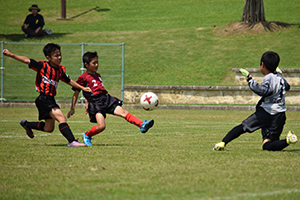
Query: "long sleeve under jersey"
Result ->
[[248, 72, 290, 115]]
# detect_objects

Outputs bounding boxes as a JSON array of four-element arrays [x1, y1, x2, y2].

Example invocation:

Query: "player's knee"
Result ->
[[114, 106, 128, 117], [44, 127, 54, 133]]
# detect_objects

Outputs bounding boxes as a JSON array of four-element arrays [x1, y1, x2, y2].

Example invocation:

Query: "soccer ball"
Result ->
[[140, 92, 159, 111]]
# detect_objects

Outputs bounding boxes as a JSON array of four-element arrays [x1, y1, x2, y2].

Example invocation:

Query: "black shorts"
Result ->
[[242, 106, 286, 141], [35, 94, 60, 120], [88, 94, 123, 123]]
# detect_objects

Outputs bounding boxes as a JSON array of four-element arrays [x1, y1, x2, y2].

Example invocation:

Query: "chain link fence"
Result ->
[[0, 41, 125, 103]]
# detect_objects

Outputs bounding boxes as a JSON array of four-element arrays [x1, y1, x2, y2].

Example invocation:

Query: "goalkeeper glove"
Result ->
[[276, 67, 282, 75], [239, 68, 252, 82]]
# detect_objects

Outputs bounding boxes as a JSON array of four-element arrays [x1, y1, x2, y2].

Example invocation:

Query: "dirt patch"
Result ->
[[214, 21, 292, 36]]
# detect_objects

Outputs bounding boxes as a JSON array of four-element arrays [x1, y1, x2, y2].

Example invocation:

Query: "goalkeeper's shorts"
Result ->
[[242, 106, 286, 141]]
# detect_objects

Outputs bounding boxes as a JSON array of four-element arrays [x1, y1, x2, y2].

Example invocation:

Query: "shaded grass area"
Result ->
[[0, 107, 299, 199]]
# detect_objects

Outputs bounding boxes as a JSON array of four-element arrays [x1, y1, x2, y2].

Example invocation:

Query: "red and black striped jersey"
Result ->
[[72, 72, 108, 101], [29, 59, 71, 96]]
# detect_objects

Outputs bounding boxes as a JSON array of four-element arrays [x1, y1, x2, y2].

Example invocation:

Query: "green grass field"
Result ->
[[1, 0, 300, 199], [0, 107, 300, 199]]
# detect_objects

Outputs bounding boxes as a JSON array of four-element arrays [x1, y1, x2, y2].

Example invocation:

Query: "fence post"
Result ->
[[1, 42, 123, 102], [121, 42, 125, 101], [79, 42, 86, 103], [0, 41, 6, 102]]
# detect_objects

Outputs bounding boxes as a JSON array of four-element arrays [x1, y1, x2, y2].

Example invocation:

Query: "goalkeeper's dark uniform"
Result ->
[[221, 71, 291, 151]]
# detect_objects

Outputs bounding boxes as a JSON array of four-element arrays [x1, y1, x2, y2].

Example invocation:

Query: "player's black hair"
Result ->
[[260, 51, 280, 73], [82, 51, 98, 68], [43, 43, 61, 57]]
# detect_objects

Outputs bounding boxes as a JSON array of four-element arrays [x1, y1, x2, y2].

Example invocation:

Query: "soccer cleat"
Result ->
[[67, 140, 87, 147], [286, 131, 298, 144], [82, 132, 92, 146], [213, 142, 225, 151], [20, 120, 34, 139], [140, 119, 154, 133], [44, 29, 53, 35]]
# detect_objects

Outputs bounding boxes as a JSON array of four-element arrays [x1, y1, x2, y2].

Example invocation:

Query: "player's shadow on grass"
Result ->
[[70, 6, 110, 19], [0, 33, 69, 42], [45, 143, 126, 147], [283, 149, 300, 152], [291, 23, 300, 28], [91, 143, 126, 147], [45, 143, 70, 147]]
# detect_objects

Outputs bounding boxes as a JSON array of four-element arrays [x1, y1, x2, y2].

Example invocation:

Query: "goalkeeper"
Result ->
[[213, 51, 297, 151]]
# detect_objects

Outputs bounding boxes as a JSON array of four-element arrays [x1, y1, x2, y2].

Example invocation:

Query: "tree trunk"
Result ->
[[241, 0, 266, 24]]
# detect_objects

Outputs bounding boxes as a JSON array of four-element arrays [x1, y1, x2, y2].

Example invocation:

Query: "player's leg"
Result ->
[[20, 106, 48, 138], [214, 108, 268, 151], [43, 118, 55, 132], [114, 106, 142, 127], [113, 106, 154, 133], [262, 113, 297, 151], [213, 124, 246, 150], [49, 107, 86, 147], [262, 138, 290, 151], [20, 120, 46, 138], [21, 94, 51, 138], [261, 131, 288, 151], [222, 124, 245, 144], [83, 113, 106, 146]]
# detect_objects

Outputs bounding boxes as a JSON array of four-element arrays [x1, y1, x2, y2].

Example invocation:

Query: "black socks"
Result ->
[[59, 123, 76, 143], [26, 121, 45, 131], [222, 124, 245, 144], [263, 140, 289, 151]]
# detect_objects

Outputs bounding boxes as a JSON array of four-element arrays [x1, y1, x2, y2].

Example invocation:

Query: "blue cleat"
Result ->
[[140, 119, 154, 133], [82, 132, 92, 146]]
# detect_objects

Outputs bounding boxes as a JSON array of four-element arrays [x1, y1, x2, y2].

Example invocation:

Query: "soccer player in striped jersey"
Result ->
[[3, 43, 92, 147], [67, 51, 154, 146]]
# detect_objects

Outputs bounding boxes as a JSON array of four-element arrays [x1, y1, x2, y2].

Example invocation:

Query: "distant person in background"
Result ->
[[21, 4, 52, 38]]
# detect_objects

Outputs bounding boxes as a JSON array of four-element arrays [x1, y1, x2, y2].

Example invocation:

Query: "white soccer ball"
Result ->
[[140, 92, 159, 111]]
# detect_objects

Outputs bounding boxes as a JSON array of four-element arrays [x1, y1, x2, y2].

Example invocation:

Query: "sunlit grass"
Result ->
[[0, 107, 299, 199]]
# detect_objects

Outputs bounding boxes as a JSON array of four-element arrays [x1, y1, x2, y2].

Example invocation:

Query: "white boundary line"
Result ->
[[0, 132, 85, 138], [198, 189, 300, 200]]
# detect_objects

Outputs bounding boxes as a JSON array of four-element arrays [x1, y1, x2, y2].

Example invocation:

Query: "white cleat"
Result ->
[[286, 131, 298, 144], [213, 142, 225, 151]]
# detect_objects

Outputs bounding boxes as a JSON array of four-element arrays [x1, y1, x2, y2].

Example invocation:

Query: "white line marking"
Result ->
[[198, 189, 300, 200], [0, 132, 85, 138]]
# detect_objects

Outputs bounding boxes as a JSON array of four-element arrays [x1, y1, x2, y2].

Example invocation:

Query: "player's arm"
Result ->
[[68, 79, 91, 93], [67, 90, 80, 118], [85, 99, 89, 115], [2, 49, 30, 64], [284, 78, 290, 91]]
